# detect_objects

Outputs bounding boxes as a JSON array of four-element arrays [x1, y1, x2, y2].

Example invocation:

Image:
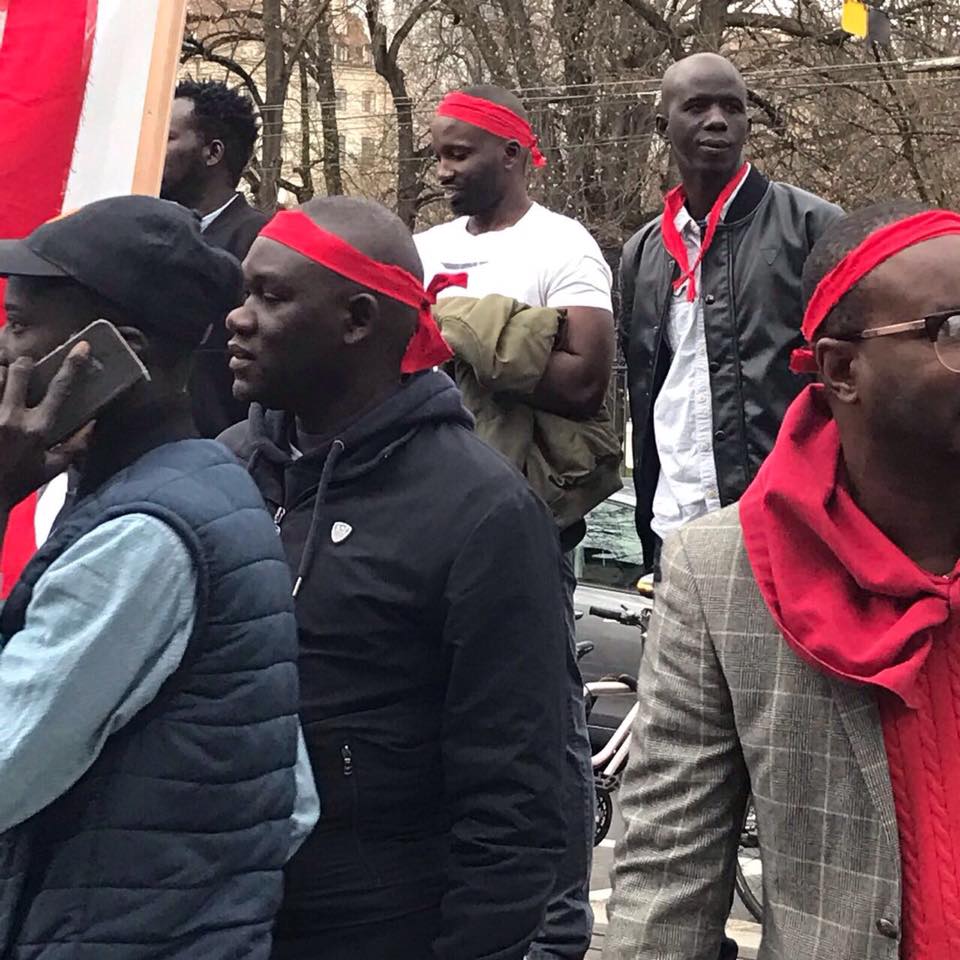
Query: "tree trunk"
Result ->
[[367, 0, 433, 228], [260, 0, 286, 212], [297, 57, 316, 201], [313, 15, 343, 196]]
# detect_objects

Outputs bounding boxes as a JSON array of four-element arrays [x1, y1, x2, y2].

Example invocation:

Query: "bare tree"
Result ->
[[366, 0, 438, 227]]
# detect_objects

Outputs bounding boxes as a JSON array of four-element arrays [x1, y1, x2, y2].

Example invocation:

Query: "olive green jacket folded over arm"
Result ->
[[434, 294, 622, 530]]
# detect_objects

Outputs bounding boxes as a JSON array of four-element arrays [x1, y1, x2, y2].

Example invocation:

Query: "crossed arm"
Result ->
[[531, 305, 615, 418]]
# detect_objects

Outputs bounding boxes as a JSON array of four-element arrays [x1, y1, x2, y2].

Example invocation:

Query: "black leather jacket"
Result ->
[[620, 167, 842, 564]]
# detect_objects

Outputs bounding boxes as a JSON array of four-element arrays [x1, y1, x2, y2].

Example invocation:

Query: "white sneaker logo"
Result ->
[[331, 522, 352, 544]]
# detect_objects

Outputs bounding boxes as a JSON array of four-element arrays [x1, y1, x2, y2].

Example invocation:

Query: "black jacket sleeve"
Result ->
[[803, 195, 845, 252], [618, 232, 640, 358], [434, 488, 568, 960]]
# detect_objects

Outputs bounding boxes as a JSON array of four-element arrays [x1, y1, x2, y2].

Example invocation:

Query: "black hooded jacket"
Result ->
[[220, 371, 566, 960]]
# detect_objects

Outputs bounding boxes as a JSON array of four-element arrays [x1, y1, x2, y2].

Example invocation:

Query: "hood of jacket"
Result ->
[[739, 383, 958, 709]]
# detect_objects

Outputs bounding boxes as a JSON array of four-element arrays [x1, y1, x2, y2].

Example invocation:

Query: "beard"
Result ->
[[159, 157, 207, 208], [447, 169, 504, 218]]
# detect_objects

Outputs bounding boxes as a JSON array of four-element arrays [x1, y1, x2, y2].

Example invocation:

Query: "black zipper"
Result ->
[[341, 744, 354, 777]]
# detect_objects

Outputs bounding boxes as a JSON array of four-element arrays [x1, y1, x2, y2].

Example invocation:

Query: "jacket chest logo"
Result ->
[[331, 522, 353, 544]]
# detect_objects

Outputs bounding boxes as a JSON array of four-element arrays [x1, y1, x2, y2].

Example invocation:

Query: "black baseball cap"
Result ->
[[0, 195, 244, 347]]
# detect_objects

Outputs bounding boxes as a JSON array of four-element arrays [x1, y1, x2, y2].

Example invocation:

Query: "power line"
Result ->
[[251, 71, 960, 132], [192, 51, 960, 112]]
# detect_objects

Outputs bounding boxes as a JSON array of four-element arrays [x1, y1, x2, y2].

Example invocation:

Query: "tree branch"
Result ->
[[180, 35, 265, 107], [389, 0, 438, 64], [283, 0, 334, 90], [723, 11, 847, 43], [619, 0, 685, 58]]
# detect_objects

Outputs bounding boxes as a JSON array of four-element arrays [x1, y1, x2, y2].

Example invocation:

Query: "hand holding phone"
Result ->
[[26, 319, 150, 447], [0, 343, 94, 511]]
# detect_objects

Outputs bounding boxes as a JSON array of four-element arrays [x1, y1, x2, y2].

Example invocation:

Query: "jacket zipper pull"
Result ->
[[341, 745, 353, 777], [273, 505, 286, 533]]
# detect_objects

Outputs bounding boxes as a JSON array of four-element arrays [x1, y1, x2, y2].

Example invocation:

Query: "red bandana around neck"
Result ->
[[740, 384, 960, 708], [790, 208, 960, 373], [259, 211, 464, 374], [660, 162, 749, 302], [436, 91, 547, 168]]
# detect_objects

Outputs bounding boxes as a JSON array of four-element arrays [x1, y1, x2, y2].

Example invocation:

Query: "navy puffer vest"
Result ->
[[0, 440, 300, 960]]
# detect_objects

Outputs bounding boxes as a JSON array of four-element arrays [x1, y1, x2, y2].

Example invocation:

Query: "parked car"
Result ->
[[573, 487, 649, 750]]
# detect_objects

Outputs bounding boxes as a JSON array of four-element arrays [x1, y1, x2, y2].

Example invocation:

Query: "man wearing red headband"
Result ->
[[620, 53, 840, 570], [604, 199, 960, 959], [220, 196, 568, 960], [416, 84, 615, 960]]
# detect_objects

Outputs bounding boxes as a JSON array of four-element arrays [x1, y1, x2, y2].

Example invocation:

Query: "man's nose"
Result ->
[[225, 301, 254, 336], [436, 158, 456, 183], [703, 105, 728, 129]]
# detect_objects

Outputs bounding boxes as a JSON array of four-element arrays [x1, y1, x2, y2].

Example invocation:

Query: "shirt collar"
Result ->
[[200, 193, 239, 232], [673, 162, 752, 235]]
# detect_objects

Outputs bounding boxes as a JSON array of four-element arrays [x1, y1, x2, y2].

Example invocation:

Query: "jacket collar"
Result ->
[[722, 165, 770, 225], [76, 397, 198, 499]]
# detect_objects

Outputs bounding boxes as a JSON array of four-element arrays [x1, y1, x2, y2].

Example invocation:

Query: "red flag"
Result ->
[[0, 0, 97, 595]]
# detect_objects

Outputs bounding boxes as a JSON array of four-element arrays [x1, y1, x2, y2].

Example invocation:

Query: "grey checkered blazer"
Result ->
[[603, 505, 904, 960]]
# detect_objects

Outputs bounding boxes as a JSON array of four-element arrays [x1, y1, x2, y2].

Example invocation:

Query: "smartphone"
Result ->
[[26, 319, 150, 447]]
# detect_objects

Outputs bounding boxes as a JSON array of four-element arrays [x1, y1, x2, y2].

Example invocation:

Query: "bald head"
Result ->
[[460, 84, 530, 123], [295, 196, 422, 361], [429, 83, 536, 218], [656, 52, 749, 187], [227, 196, 428, 417], [299, 195, 423, 281], [661, 53, 746, 111]]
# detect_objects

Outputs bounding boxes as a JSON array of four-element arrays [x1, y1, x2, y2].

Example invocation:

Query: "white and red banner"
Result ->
[[0, 0, 187, 595]]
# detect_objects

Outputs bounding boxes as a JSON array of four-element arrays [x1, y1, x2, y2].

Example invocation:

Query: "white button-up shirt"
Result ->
[[650, 167, 750, 541]]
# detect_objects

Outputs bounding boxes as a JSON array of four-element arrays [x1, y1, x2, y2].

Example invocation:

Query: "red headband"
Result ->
[[791, 209, 960, 373], [260, 211, 464, 374], [436, 91, 547, 168]]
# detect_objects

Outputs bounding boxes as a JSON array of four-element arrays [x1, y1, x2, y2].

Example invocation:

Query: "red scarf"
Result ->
[[660, 163, 749, 302], [436, 91, 547, 168], [740, 385, 960, 709], [259, 211, 464, 374]]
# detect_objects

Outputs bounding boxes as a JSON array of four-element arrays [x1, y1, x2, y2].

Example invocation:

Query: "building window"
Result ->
[[335, 43, 349, 62], [361, 137, 375, 166], [336, 88, 347, 111], [363, 91, 375, 113]]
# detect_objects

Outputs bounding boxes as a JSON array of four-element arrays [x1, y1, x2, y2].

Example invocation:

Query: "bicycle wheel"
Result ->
[[594, 783, 613, 846], [735, 798, 763, 922]]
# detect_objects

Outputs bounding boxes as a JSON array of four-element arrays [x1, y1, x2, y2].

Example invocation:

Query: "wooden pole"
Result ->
[[131, 0, 188, 195]]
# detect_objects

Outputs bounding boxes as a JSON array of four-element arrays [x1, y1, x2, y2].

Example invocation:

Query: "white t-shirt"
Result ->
[[415, 202, 612, 311]]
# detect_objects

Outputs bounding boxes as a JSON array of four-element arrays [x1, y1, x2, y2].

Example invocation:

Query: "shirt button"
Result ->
[[714, 429, 726, 441], [704, 294, 716, 305], [876, 918, 899, 939], [709, 361, 720, 373]]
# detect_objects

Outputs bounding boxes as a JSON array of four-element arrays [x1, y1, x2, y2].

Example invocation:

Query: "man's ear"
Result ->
[[655, 113, 668, 137], [345, 293, 378, 346], [817, 338, 860, 405], [503, 139, 523, 171], [205, 138, 226, 169]]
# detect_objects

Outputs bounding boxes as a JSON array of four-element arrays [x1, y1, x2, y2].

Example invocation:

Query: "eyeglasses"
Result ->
[[831, 309, 960, 373]]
